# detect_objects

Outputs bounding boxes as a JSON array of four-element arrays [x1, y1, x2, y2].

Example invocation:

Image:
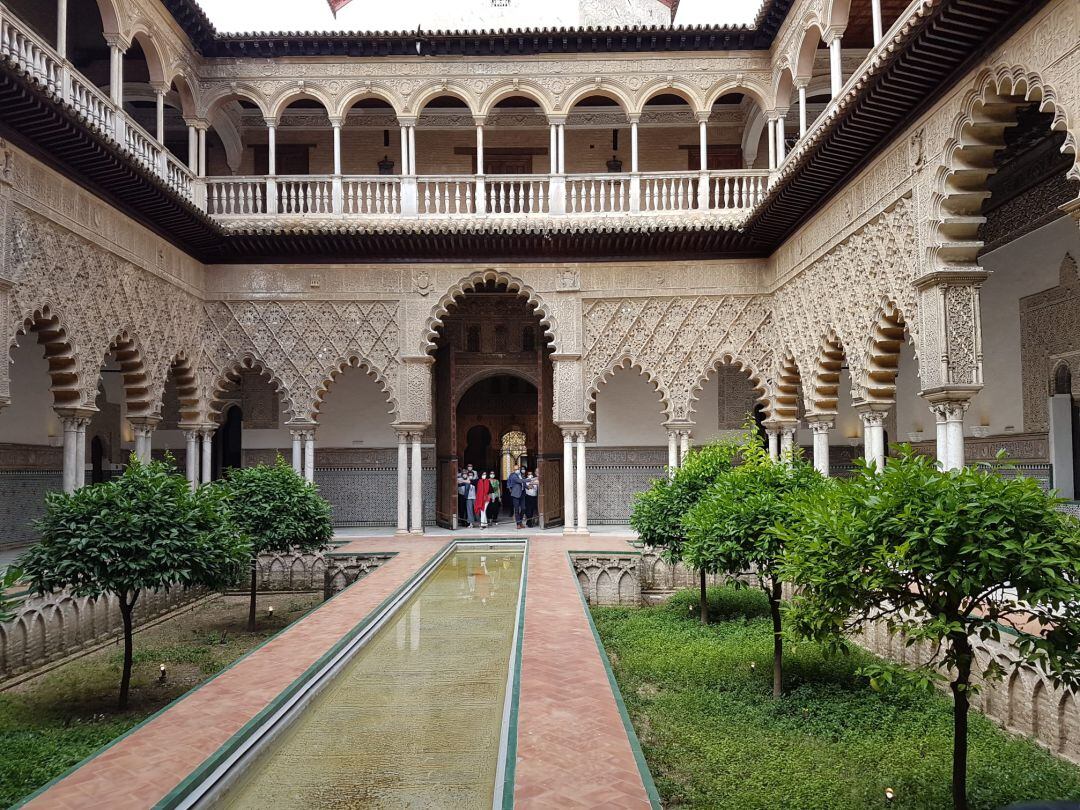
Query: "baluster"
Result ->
[[538, 180, 546, 214]]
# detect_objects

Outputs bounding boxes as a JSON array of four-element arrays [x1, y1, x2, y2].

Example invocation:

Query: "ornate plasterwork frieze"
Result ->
[[1020, 254, 1080, 432]]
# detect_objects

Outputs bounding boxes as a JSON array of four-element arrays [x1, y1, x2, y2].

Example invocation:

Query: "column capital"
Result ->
[[626, 113, 641, 124], [793, 76, 811, 90], [392, 421, 430, 433], [546, 115, 567, 126], [694, 110, 711, 124], [184, 117, 210, 131], [397, 116, 418, 127], [779, 423, 798, 437], [774, 106, 790, 118], [913, 268, 989, 290], [472, 115, 487, 127], [103, 32, 129, 49], [150, 81, 170, 95], [824, 26, 845, 43], [920, 386, 980, 406], [326, 115, 344, 128], [128, 414, 162, 428], [56, 406, 97, 427], [808, 419, 834, 435], [929, 401, 969, 421], [858, 410, 886, 428]]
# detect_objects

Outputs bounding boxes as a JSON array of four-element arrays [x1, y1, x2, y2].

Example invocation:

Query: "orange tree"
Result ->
[[780, 448, 1080, 810]]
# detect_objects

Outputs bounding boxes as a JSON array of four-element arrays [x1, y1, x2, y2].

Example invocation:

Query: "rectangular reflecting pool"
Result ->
[[213, 546, 525, 810]]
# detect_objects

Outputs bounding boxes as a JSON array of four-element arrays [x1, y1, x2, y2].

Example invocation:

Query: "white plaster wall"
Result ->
[[689, 373, 721, 443], [893, 339, 928, 443], [965, 218, 1080, 435], [315, 368, 396, 448], [594, 368, 667, 446], [2, 338, 61, 445]]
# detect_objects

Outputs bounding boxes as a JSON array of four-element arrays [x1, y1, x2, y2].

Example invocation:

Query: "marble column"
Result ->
[[397, 431, 409, 534], [797, 82, 808, 138], [667, 430, 678, 477], [200, 428, 212, 484], [829, 34, 844, 98], [75, 418, 88, 487], [775, 114, 787, 164], [575, 431, 588, 535], [943, 403, 968, 471], [766, 427, 780, 461], [871, 0, 883, 43], [184, 429, 199, 489], [767, 115, 777, 170], [130, 417, 159, 464], [410, 431, 423, 534], [304, 430, 315, 484], [56, 0, 67, 58], [932, 404, 949, 466], [563, 430, 576, 533], [679, 430, 691, 466], [809, 420, 832, 476], [290, 430, 303, 474], [61, 416, 79, 494], [779, 424, 796, 461], [860, 410, 886, 471]]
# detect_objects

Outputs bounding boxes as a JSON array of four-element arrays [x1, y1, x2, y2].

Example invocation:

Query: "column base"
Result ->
[[409, 529, 425, 536], [394, 529, 411, 536]]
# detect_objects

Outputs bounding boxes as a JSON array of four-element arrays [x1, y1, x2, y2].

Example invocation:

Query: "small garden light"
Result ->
[[158, 664, 167, 683], [749, 661, 756, 671], [885, 787, 895, 802], [268, 606, 274, 617]]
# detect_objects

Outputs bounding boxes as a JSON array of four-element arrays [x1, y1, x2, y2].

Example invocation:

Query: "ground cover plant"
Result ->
[[593, 586, 1080, 810], [0, 593, 319, 806]]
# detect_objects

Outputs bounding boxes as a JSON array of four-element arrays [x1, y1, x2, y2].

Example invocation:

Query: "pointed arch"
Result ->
[[421, 270, 556, 355], [931, 66, 1077, 273]]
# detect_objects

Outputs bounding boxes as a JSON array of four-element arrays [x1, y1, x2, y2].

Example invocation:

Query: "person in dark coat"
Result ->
[[507, 465, 527, 529]]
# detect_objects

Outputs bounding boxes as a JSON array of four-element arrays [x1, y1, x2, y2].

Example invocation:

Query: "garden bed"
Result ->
[[0, 592, 321, 806], [592, 586, 1080, 810]]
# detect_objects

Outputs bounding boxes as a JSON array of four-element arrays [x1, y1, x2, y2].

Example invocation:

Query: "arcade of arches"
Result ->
[[1, 0, 1080, 552]]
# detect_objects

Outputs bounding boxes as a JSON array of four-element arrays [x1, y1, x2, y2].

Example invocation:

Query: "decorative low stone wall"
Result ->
[[572, 548, 725, 606], [0, 585, 206, 682], [323, 552, 396, 599], [856, 622, 1080, 765]]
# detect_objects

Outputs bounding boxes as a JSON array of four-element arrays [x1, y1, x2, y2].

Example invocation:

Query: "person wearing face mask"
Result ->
[[507, 465, 527, 529], [465, 474, 477, 529], [486, 471, 501, 526], [457, 464, 477, 527], [475, 471, 491, 529], [524, 469, 539, 528]]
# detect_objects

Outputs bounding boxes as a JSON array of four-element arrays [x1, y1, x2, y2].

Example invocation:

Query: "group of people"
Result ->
[[457, 463, 539, 529]]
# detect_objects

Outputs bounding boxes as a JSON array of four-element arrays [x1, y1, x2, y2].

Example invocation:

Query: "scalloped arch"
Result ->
[[808, 328, 848, 416], [11, 304, 81, 408], [686, 353, 770, 421], [585, 357, 670, 424], [856, 300, 915, 406], [311, 354, 397, 421], [209, 355, 294, 423], [930, 66, 1077, 272], [163, 351, 201, 427], [103, 329, 154, 418], [772, 351, 803, 422], [421, 270, 557, 355]]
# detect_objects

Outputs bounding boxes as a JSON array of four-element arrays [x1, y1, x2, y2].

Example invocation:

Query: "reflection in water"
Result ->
[[220, 550, 524, 810]]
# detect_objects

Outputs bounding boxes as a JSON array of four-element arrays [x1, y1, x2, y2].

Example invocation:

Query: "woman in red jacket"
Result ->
[[474, 471, 492, 529]]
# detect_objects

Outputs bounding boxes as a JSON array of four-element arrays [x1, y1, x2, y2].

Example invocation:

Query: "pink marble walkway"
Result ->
[[513, 533, 655, 809]]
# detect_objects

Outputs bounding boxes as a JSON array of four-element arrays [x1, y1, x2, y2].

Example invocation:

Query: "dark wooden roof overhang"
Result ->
[[745, 0, 1047, 245], [159, 0, 795, 57]]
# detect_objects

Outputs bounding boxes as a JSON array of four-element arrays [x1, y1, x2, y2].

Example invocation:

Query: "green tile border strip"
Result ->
[[566, 550, 663, 810], [11, 548, 406, 809], [498, 542, 529, 810]]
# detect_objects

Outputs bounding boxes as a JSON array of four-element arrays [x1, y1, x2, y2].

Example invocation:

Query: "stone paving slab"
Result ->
[[23, 532, 656, 809], [23, 538, 448, 810]]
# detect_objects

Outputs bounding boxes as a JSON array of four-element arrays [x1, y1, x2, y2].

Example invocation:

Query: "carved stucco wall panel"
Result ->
[[6, 205, 204, 413], [772, 196, 921, 411], [582, 295, 774, 422], [201, 300, 400, 422]]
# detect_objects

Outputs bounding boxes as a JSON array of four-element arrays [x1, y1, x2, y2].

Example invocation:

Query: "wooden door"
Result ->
[[536, 350, 563, 527], [434, 344, 458, 528]]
